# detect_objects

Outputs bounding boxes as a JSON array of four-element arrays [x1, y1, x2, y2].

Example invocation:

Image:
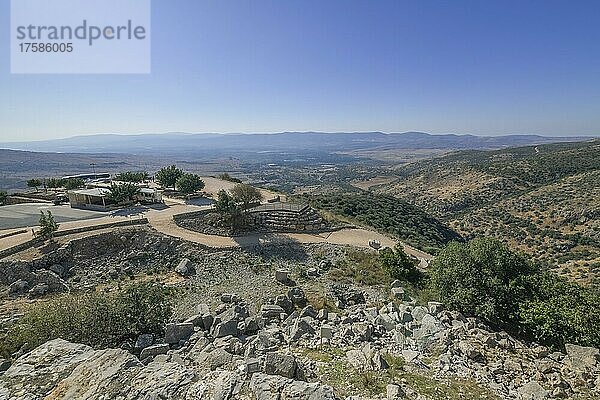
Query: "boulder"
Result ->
[[427, 301, 445, 314], [410, 306, 429, 321], [202, 314, 215, 331], [245, 358, 262, 375], [45, 348, 141, 399], [191, 346, 234, 370], [317, 308, 328, 321], [346, 349, 369, 370], [49, 264, 67, 278], [220, 293, 240, 304], [0, 359, 10, 373], [34, 270, 68, 293], [134, 334, 154, 352], [391, 287, 407, 300], [0, 339, 95, 398], [387, 384, 405, 399], [184, 314, 205, 329], [261, 304, 285, 319], [264, 352, 298, 379], [565, 343, 599, 370], [287, 287, 307, 307], [8, 280, 28, 295], [518, 381, 549, 400], [275, 270, 289, 284], [298, 305, 317, 319], [290, 317, 315, 341], [212, 319, 239, 338], [211, 370, 240, 400], [164, 323, 194, 344], [28, 283, 49, 298], [125, 361, 195, 399], [352, 322, 373, 342], [175, 258, 195, 277], [139, 344, 169, 360], [250, 373, 335, 400], [275, 295, 294, 314]]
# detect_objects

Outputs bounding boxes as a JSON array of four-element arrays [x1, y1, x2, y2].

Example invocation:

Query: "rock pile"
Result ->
[[1, 276, 598, 400]]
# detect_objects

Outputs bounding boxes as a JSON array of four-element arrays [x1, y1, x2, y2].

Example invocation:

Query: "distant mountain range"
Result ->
[[1, 132, 595, 155]]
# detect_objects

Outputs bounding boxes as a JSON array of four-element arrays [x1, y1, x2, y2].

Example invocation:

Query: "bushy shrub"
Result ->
[[37, 210, 59, 239], [519, 273, 600, 348], [429, 238, 534, 327], [331, 250, 388, 286], [217, 173, 242, 183], [379, 245, 421, 283], [0, 282, 172, 357], [430, 236, 600, 349]]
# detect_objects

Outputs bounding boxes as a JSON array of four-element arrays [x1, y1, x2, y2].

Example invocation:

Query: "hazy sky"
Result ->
[[1, 0, 600, 141]]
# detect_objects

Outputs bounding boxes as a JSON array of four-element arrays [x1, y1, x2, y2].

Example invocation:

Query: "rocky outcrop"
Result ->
[[1, 230, 598, 400]]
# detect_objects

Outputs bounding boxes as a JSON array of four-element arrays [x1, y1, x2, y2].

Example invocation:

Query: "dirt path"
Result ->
[[1, 199, 432, 263]]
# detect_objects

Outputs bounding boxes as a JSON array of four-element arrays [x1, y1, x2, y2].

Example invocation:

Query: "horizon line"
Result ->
[[2, 130, 600, 144]]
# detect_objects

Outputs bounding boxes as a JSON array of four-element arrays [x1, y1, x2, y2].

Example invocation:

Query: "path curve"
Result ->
[[1, 202, 433, 264]]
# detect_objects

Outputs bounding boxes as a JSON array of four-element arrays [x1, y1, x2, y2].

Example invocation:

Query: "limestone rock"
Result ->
[[264, 352, 298, 379], [175, 258, 195, 277], [164, 322, 194, 344], [565, 343, 599, 370], [139, 344, 169, 360]]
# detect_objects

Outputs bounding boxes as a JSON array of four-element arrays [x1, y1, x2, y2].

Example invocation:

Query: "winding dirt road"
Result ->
[[0, 176, 432, 263]]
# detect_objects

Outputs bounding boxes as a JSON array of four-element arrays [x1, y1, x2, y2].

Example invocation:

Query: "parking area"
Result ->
[[0, 203, 108, 230]]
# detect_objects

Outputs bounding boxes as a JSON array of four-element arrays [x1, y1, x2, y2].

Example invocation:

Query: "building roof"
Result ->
[[69, 188, 111, 197]]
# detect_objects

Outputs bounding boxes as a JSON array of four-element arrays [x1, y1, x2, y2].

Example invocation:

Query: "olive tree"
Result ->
[[156, 165, 183, 189], [231, 183, 262, 211], [176, 173, 205, 195]]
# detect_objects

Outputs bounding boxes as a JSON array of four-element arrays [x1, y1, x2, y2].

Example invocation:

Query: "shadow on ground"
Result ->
[[234, 233, 309, 263]]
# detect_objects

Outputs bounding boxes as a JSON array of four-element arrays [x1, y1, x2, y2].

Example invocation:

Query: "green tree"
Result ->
[[379, 245, 421, 283], [44, 178, 64, 189], [27, 178, 42, 191], [231, 183, 263, 211], [156, 165, 183, 189], [214, 189, 242, 231], [176, 173, 205, 195], [429, 237, 534, 327], [115, 171, 149, 183], [106, 183, 140, 204], [37, 210, 59, 239], [63, 178, 85, 190], [0, 191, 7, 206], [519, 272, 600, 348]]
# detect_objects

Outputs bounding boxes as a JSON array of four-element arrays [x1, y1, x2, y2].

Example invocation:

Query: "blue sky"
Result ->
[[1, 0, 600, 141]]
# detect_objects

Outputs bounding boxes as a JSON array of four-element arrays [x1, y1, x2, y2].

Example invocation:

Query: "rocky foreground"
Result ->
[[0, 228, 599, 399], [1, 277, 599, 399]]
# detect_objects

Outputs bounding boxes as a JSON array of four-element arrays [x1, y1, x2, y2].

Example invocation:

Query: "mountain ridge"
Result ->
[[1, 131, 595, 155]]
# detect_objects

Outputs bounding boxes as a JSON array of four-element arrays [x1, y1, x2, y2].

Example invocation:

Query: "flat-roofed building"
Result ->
[[67, 188, 111, 211]]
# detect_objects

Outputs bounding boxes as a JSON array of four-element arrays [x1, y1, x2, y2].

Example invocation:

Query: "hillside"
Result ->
[[298, 189, 462, 253], [378, 140, 600, 284]]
